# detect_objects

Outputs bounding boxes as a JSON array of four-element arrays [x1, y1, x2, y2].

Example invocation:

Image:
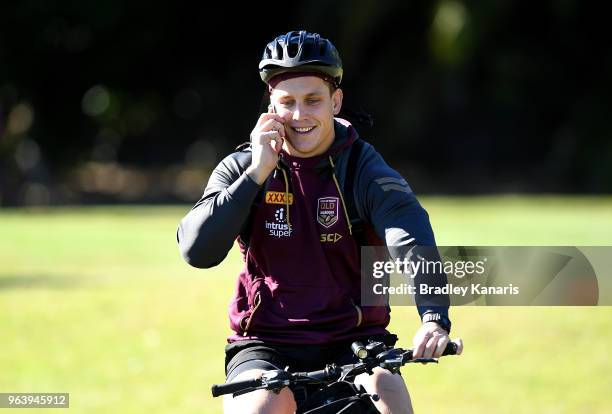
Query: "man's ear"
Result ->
[[332, 88, 343, 115]]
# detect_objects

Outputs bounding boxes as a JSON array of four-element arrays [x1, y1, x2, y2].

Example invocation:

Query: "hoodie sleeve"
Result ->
[[355, 144, 450, 321], [177, 151, 261, 269]]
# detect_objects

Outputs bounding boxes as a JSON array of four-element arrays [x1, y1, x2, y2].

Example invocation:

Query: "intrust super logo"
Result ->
[[265, 207, 292, 238], [265, 191, 293, 205]]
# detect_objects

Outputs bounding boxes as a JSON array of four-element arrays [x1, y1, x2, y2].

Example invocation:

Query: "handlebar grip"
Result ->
[[211, 378, 261, 397], [442, 341, 459, 356]]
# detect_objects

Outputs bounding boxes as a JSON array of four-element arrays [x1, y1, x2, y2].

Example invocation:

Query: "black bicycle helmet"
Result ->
[[259, 31, 343, 87]]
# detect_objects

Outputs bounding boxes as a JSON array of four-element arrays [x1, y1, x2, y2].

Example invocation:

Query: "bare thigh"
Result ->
[[355, 367, 414, 414], [222, 368, 297, 414]]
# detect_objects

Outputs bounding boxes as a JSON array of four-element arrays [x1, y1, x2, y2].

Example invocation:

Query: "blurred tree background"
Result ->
[[1, 0, 610, 206]]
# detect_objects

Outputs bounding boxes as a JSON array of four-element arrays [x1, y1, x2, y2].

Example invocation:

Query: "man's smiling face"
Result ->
[[270, 76, 343, 158]]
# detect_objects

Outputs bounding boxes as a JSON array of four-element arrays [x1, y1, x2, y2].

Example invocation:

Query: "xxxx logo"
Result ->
[[265, 191, 293, 205]]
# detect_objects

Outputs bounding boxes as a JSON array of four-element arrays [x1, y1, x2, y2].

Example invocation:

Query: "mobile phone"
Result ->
[[268, 104, 276, 114]]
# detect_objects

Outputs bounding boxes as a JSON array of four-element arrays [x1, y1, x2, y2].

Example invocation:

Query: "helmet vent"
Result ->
[[274, 43, 283, 60], [301, 42, 313, 61], [287, 41, 299, 59]]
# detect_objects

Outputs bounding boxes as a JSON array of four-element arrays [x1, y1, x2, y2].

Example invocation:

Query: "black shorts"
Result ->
[[224, 333, 397, 382]]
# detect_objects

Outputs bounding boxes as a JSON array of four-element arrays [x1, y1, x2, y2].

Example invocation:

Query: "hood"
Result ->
[[327, 117, 359, 156]]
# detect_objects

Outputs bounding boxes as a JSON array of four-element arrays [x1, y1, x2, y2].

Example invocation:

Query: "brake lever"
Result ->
[[397, 349, 439, 365], [408, 357, 439, 364], [261, 370, 293, 394], [339, 363, 365, 381], [379, 357, 403, 374]]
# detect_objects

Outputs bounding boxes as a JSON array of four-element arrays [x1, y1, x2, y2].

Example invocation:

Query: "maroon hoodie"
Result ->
[[228, 121, 389, 344]]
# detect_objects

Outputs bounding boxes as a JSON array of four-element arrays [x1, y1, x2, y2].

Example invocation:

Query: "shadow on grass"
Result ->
[[0, 274, 84, 290]]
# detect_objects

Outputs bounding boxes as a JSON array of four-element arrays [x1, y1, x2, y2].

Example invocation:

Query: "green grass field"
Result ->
[[1, 196, 612, 413]]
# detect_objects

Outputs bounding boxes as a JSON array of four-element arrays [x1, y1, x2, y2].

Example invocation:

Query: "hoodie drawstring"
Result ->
[[278, 161, 292, 229], [328, 156, 353, 236]]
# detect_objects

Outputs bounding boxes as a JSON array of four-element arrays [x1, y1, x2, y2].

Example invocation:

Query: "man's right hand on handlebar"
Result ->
[[412, 321, 464, 359]]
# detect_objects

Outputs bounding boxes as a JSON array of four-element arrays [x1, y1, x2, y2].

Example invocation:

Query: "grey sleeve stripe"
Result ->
[[381, 183, 412, 193], [374, 177, 409, 186], [385, 227, 415, 245]]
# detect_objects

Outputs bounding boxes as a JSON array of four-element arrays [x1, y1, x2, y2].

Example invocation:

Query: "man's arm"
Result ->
[[178, 110, 287, 268], [355, 144, 450, 323], [354, 143, 454, 358], [177, 151, 260, 268]]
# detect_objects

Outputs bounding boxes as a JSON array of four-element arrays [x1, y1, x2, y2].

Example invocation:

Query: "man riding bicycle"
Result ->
[[177, 30, 460, 414]]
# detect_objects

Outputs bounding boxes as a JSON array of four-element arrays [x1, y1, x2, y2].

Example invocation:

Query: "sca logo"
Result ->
[[265, 207, 292, 238], [320, 233, 343, 243]]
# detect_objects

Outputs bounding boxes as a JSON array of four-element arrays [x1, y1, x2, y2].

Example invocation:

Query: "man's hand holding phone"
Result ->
[[246, 107, 286, 185]]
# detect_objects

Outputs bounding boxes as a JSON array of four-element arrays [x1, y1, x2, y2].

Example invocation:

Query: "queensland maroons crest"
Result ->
[[317, 197, 339, 228]]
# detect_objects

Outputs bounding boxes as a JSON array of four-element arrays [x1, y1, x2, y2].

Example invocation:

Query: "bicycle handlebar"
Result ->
[[442, 340, 458, 356], [212, 340, 460, 398]]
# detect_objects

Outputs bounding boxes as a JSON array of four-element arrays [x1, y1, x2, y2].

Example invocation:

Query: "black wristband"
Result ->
[[422, 312, 451, 334]]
